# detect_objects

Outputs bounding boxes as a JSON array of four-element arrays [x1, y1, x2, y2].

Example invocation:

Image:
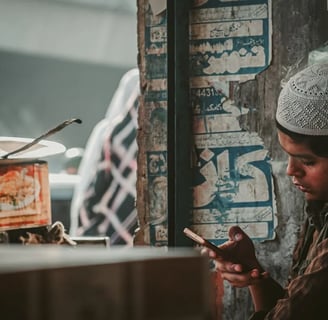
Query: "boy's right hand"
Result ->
[[203, 226, 269, 287]]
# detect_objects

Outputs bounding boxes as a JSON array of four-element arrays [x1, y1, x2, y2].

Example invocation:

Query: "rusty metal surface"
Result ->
[[0, 246, 215, 320]]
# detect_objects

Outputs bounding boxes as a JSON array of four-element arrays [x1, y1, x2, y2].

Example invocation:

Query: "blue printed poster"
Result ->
[[143, 0, 275, 245], [190, 0, 275, 244]]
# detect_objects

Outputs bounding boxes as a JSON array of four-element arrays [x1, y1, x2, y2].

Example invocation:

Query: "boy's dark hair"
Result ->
[[276, 120, 328, 157]]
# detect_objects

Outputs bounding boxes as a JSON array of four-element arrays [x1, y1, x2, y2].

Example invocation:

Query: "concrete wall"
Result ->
[[0, 0, 137, 171], [0, 0, 137, 67]]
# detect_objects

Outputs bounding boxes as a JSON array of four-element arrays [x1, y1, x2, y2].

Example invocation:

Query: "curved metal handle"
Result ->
[[1, 118, 82, 159]]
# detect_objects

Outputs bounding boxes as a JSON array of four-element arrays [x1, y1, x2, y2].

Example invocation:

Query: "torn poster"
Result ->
[[189, 0, 276, 245], [190, 0, 272, 83], [141, 0, 276, 246], [191, 126, 277, 244]]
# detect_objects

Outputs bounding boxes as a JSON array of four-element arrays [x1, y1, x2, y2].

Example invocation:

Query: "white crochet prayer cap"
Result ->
[[276, 63, 328, 135]]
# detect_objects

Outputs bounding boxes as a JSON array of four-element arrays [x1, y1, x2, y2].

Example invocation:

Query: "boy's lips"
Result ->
[[293, 181, 309, 193]]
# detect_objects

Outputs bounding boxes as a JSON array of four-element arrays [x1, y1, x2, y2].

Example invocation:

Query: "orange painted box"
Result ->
[[0, 159, 51, 231]]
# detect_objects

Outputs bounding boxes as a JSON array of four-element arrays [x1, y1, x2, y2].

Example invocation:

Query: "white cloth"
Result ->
[[70, 68, 139, 235]]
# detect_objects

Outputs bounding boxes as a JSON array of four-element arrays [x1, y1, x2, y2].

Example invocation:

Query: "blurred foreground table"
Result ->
[[0, 245, 216, 320]]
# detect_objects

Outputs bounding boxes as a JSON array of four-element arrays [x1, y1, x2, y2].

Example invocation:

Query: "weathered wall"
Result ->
[[226, 1, 328, 317], [135, 0, 168, 246], [136, 0, 328, 319]]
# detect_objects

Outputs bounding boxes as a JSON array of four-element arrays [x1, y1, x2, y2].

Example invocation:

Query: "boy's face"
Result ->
[[278, 130, 328, 201]]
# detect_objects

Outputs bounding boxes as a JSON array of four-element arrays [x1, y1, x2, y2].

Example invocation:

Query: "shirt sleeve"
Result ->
[[251, 238, 328, 320]]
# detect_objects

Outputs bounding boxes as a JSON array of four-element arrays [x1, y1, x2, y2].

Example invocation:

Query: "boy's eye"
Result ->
[[301, 159, 315, 166]]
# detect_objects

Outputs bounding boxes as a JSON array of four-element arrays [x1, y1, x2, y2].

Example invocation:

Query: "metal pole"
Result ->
[[167, 0, 192, 247]]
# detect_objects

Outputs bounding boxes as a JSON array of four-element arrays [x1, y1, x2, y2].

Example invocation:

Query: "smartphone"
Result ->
[[183, 227, 227, 256], [183, 227, 258, 272], [183, 227, 256, 271]]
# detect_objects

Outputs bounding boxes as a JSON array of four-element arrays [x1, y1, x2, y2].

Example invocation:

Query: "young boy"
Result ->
[[208, 63, 328, 319]]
